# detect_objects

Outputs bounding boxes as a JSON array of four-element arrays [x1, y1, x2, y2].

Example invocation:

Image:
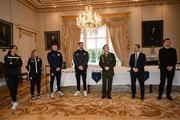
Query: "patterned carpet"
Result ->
[[0, 77, 180, 120]]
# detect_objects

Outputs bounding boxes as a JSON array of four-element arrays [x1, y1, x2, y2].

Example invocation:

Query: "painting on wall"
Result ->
[[142, 20, 163, 47], [44, 31, 60, 50], [0, 19, 13, 49]]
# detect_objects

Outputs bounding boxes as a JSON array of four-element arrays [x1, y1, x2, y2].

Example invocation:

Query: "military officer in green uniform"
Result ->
[[99, 44, 116, 99]]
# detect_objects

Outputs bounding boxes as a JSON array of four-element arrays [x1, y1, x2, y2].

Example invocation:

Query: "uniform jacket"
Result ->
[[99, 52, 116, 77]]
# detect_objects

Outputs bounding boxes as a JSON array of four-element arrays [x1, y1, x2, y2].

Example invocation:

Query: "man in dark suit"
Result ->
[[129, 44, 146, 100], [157, 38, 177, 101]]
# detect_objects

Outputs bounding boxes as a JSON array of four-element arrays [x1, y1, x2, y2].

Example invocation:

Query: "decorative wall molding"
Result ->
[[16, 25, 38, 34], [16, 25, 38, 40], [18, 0, 180, 13]]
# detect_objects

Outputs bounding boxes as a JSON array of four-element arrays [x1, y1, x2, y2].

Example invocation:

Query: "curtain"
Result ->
[[62, 20, 81, 68], [106, 17, 130, 66]]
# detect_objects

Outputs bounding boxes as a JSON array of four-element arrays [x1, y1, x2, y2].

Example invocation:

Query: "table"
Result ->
[[45, 66, 180, 93], [60, 66, 180, 86]]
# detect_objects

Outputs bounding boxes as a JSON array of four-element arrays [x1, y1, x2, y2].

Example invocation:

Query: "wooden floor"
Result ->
[[0, 76, 180, 120]]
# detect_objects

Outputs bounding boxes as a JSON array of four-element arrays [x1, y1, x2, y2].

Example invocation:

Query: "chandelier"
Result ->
[[76, 5, 102, 34]]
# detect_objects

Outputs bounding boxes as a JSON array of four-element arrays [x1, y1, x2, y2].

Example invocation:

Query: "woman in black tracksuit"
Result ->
[[4, 45, 22, 110], [26, 49, 42, 100]]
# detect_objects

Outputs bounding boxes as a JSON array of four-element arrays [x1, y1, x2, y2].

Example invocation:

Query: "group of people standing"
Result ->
[[129, 38, 177, 101], [4, 46, 42, 110], [4, 38, 177, 111]]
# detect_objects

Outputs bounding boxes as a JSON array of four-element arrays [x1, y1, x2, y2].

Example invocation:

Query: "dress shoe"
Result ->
[[132, 95, 135, 99], [101, 96, 106, 99], [107, 96, 112, 99], [157, 96, 162, 100], [141, 97, 144, 100], [167, 96, 173, 101]]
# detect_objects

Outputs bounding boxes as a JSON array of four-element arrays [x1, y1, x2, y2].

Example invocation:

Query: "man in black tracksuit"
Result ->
[[47, 43, 64, 98], [4, 45, 22, 110], [26, 49, 42, 100], [157, 38, 177, 101], [73, 42, 89, 97]]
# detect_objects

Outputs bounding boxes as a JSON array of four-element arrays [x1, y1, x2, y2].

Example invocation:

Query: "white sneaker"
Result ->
[[31, 95, 36, 100], [11, 102, 19, 110], [50, 92, 54, 99], [83, 91, 87, 97], [37, 95, 41, 99], [58, 91, 64, 96], [74, 91, 80, 96]]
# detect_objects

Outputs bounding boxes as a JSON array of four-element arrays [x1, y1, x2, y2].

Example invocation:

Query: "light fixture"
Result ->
[[76, 3, 102, 34]]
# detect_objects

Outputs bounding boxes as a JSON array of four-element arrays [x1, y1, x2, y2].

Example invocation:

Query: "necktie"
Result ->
[[135, 53, 138, 67]]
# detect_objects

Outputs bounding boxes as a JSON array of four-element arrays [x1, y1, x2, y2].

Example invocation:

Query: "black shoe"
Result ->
[[101, 96, 106, 99], [141, 97, 144, 100], [157, 96, 162, 100], [107, 96, 112, 99], [167, 96, 173, 101], [132, 95, 135, 99]]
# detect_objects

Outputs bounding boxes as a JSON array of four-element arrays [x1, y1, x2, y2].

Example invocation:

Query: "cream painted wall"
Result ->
[[163, 4, 180, 62], [0, 0, 37, 62], [36, 4, 180, 67], [36, 12, 61, 68]]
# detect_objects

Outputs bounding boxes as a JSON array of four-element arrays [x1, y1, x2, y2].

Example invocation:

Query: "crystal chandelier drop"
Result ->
[[76, 5, 102, 34]]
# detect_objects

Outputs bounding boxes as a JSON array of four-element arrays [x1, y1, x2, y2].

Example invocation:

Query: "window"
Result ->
[[80, 25, 121, 66]]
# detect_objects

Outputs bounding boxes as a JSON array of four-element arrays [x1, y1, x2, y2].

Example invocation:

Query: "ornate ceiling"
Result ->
[[18, 0, 180, 12]]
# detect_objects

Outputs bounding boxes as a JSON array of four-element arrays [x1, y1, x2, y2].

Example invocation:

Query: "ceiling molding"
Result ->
[[18, 0, 180, 12], [62, 12, 131, 21]]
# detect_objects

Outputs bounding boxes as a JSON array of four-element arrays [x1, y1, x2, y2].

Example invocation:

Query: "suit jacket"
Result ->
[[129, 52, 146, 72]]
